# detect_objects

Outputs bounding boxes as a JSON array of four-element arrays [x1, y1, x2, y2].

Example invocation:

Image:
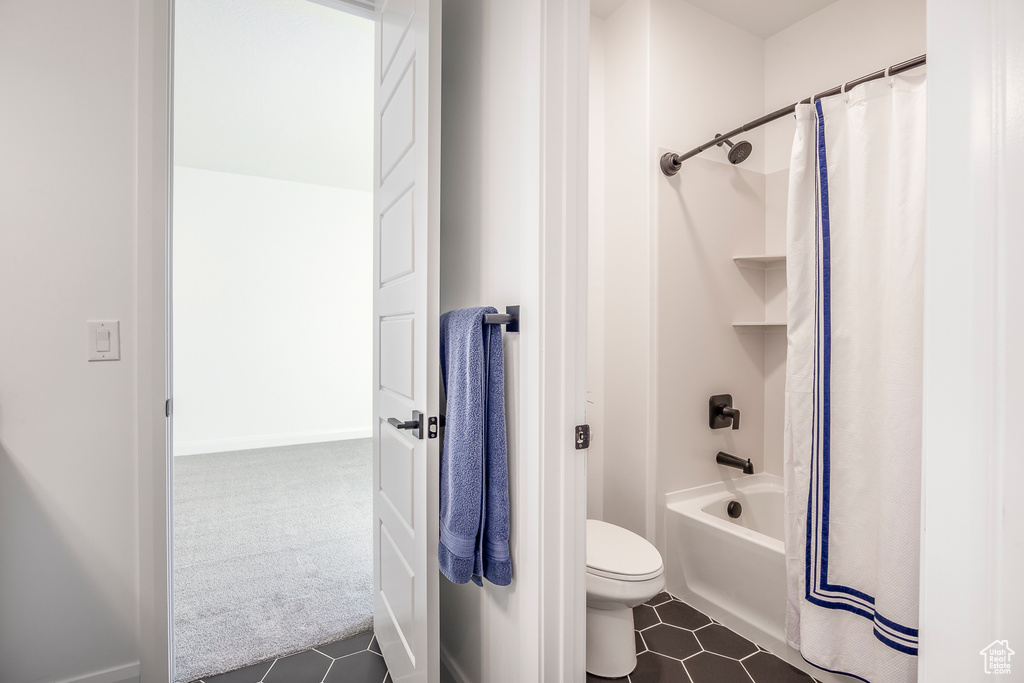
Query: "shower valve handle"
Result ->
[[709, 394, 741, 430]]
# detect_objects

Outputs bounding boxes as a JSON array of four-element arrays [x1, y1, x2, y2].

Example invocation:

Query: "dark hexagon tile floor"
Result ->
[[194, 631, 388, 683], [587, 593, 822, 683], [640, 625, 701, 661]]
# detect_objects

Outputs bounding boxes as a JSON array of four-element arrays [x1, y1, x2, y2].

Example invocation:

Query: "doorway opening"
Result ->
[[171, 0, 375, 679]]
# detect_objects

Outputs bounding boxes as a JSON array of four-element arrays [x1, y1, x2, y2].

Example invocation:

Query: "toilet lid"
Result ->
[[586, 519, 663, 581]]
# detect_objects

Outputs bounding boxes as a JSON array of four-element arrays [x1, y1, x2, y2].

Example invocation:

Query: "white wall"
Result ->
[[921, 0, 1024, 677], [173, 0, 374, 191], [0, 1, 141, 681], [172, 167, 372, 455], [587, 16, 607, 521], [436, 1, 536, 679], [437, 0, 591, 678], [598, 0, 653, 538], [649, 0, 767, 174], [172, 0, 374, 456]]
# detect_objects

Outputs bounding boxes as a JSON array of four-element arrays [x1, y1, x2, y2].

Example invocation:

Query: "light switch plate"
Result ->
[[87, 320, 120, 361]]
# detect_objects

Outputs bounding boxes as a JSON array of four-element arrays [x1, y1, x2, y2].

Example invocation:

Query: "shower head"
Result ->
[[716, 135, 753, 165]]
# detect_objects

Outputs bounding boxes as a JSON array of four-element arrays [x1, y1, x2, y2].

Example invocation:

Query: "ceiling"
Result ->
[[591, 0, 840, 38], [684, 0, 837, 38], [591, 0, 631, 19], [174, 0, 373, 191]]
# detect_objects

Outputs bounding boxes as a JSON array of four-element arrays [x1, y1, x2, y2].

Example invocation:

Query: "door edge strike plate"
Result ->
[[575, 424, 591, 450], [428, 416, 438, 439]]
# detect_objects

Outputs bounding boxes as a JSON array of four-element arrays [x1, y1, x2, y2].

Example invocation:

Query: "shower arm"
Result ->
[[659, 54, 926, 177]]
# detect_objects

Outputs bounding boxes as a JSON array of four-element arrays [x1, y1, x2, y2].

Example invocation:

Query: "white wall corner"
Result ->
[[439, 644, 472, 683]]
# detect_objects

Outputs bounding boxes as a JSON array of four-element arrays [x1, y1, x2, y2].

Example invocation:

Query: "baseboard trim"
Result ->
[[440, 644, 472, 683], [173, 429, 372, 456], [52, 662, 140, 683]]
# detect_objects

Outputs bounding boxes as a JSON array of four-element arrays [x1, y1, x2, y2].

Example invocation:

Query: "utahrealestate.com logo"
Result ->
[[980, 640, 1015, 675]]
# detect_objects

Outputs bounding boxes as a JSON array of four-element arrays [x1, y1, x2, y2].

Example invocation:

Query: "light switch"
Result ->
[[87, 320, 120, 361]]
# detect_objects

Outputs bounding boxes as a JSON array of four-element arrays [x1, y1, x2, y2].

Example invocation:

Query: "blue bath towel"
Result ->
[[438, 307, 511, 586]]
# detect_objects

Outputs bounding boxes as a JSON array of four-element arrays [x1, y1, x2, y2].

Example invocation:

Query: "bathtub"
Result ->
[[664, 474, 850, 682], [665, 474, 786, 644]]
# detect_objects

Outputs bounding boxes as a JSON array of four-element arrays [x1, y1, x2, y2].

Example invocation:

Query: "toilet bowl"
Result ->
[[586, 519, 665, 678]]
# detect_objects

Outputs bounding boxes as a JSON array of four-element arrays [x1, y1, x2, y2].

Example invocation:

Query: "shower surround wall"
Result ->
[[593, 0, 767, 547], [590, 0, 926, 554]]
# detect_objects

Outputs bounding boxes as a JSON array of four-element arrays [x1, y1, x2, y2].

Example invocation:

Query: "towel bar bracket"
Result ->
[[483, 305, 520, 333]]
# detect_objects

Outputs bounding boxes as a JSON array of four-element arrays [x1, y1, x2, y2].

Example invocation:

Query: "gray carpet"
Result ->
[[173, 439, 374, 683]]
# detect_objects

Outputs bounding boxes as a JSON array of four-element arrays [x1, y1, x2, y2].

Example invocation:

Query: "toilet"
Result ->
[[586, 519, 665, 678]]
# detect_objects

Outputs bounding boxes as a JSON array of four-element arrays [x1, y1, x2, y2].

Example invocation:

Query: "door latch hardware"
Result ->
[[388, 410, 425, 439], [428, 416, 438, 439], [575, 424, 591, 450]]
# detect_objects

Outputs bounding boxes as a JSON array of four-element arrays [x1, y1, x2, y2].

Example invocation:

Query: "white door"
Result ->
[[372, 0, 440, 681]]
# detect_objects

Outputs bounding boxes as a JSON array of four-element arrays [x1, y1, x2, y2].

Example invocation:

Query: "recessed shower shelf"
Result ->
[[733, 321, 787, 330], [733, 254, 787, 270]]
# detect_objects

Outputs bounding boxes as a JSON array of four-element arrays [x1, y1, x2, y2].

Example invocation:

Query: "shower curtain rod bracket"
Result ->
[[660, 152, 683, 177]]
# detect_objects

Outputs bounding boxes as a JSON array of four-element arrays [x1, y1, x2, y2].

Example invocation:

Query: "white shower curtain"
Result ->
[[784, 73, 925, 683]]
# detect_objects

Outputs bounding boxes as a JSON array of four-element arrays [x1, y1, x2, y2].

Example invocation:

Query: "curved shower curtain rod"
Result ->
[[659, 54, 927, 177]]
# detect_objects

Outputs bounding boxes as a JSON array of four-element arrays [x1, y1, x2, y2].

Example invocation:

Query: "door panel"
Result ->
[[380, 0, 415, 83], [380, 189, 415, 282], [379, 317, 415, 398], [379, 429, 415, 528], [373, 0, 440, 680], [380, 65, 416, 181]]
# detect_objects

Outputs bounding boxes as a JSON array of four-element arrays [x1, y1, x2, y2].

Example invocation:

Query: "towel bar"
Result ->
[[484, 305, 520, 332]]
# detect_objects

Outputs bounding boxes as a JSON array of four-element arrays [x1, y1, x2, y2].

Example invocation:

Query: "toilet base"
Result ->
[[586, 604, 637, 678]]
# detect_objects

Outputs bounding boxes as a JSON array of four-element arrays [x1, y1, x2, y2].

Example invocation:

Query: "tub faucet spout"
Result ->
[[716, 451, 754, 475]]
